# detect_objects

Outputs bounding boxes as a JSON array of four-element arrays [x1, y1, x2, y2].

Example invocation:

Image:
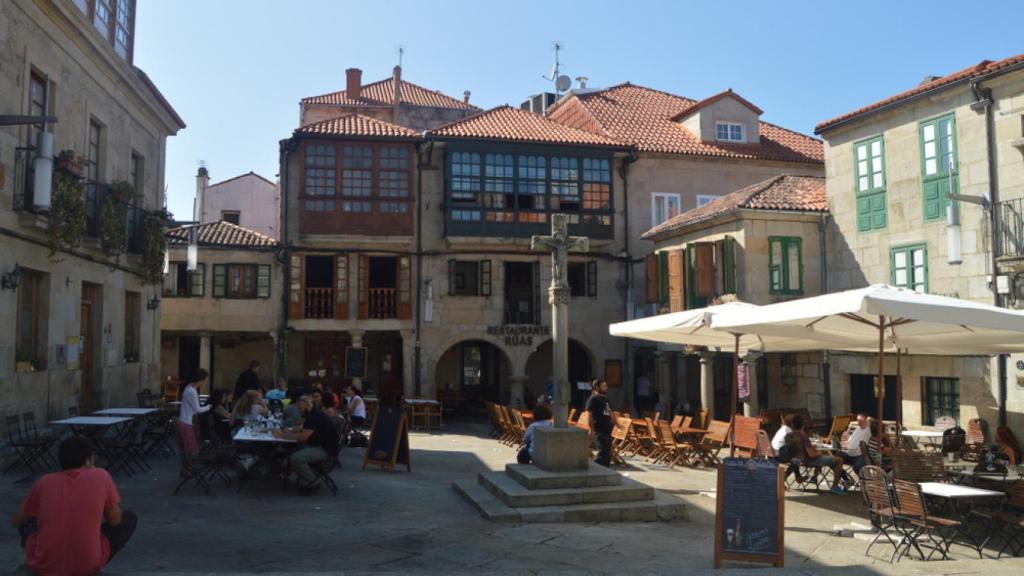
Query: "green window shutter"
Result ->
[[190, 263, 205, 297], [890, 244, 928, 293], [212, 264, 226, 298], [480, 260, 492, 296], [854, 136, 887, 232], [920, 115, 957, 222], [722, 236, 736, 294], [768, 238, 782, 293], [788, 238, 803, 294], [657, 252, 669, 305], [586, 260, 597, 297], [769, 237, 802, 295], [257, 265, 271, 298]]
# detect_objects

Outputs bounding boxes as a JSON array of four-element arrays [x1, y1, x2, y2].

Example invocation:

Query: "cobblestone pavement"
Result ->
[[2, 422, 1022, 574]]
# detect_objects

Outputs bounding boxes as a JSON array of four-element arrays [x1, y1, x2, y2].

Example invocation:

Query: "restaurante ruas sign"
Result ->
[[486, 325, 551, 346]]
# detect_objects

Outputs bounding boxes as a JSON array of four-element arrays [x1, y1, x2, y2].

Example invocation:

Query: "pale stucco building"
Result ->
[[0, 0, 183, 419], [193, 168, 280, 240]]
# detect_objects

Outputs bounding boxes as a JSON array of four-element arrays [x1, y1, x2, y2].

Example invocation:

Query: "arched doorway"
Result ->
[[525, 339, 594, 408], [435, 340, 512, 408]]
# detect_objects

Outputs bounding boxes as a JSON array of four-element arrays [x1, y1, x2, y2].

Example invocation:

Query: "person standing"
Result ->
[[635, 373, 652, 414], [12, 436, 137, 576], [586, 379, 616, 468], [178, 369, 211, 461], [233, 360, 261, 400]]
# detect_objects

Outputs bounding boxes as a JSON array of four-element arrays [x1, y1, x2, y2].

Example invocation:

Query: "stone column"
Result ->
[[698, 351, 714, 416], [400, 329, 416, 398], [508, 375, 528, 408], [199, 333, 212, 393], [350, 330, 364, 391], [742, 352, 763, 417]]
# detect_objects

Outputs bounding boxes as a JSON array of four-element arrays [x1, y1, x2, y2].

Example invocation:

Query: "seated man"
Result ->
[[771, 414, 806, 484], [265, 377, 288, 402], [839, 413, 872, 472], [274, 395, 339, 495], [12, 436, 138, 575], [517, 404, 553, 464], [792, 415, 846, 495]]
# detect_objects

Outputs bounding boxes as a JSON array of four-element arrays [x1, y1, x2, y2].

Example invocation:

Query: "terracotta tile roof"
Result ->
[[642, 175, 827, 239], [547, 83, 823, 164], [166, 221, 277, 248], [296, 113, 422, 139], [302, 77, 478, 110], [816, 54, 1024, 133], [427, 105, 625, 148], [671, 88, 762, 120]]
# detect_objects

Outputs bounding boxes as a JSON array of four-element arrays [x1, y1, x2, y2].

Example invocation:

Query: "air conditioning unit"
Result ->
[[520, 93, 556, 114]]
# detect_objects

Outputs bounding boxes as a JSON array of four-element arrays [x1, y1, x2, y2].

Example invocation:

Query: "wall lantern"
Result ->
[[1, 263, 23, 291], [147, 294, 161, 310]]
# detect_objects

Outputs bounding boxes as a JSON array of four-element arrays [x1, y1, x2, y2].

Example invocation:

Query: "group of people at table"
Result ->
[[771, 413, 884, 495], [177, 362, 367, 495]]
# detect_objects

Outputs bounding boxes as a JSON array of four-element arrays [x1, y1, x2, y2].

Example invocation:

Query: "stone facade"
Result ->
[[820, 64, 1024, 431], [0, 0, 182, 419]]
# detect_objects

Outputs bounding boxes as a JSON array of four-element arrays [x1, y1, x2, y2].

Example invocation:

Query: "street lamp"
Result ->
[[1, 263, 23, 291]]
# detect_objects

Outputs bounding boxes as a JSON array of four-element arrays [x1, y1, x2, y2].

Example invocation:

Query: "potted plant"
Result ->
[[100, 181, 139, 262], [55, 150, 83, 176], [15, 351, 45, 372], [49, 162, 87, 259], [140, 208, 171, 285]]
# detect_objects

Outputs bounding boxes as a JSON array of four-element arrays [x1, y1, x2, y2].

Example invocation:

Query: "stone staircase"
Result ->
[[454, 463, 687, 523]]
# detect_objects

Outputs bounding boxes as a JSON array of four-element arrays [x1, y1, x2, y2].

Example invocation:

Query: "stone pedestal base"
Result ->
[[533, 426, 589, 472]]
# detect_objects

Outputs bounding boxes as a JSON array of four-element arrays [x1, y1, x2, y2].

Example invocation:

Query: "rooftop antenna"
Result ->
[[397, 45, 404, 68], [542, 42, 572, 95]]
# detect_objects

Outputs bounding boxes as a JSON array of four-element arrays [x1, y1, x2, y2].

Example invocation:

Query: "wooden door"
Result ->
[[378, 334, 404, 401], [304, 338, 349, 392]]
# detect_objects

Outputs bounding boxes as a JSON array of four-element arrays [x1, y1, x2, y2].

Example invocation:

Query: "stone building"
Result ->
[[816, 53, 1024, 432], [159, 221, 282, 392], [193, 168, 280, 240], [545, 84, 824, 405], [0, 0, 183, 418], [299, 66, 478, 131], [640, 175, 829, 420]]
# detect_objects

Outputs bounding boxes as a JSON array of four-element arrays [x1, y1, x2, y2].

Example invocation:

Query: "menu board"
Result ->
[[345, 346, 367, 379], [714, 457, 784, 568], [362, 406, 411, 472]]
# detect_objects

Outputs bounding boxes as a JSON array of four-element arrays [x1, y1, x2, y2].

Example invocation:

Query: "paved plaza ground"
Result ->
[[2, 421, 1023, 575]]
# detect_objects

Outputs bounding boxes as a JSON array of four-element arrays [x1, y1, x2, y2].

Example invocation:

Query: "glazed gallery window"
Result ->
[[768, 237, 803, 295], [163, 262, 205, 297], [378, 147, 410, 213], [341, 145, 373, 213], [651, 193, 681, 226], [715, 122, 745, 142], [922, 377, 959, 426], [303, 144, 336, 212], [212, 264, 271, 299], [448, 260, 492, 296]]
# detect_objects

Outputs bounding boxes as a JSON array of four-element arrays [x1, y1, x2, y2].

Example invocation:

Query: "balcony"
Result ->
[[368, 288, 397, 319], [998, 198, 1024, 260], [13, 146, 36, 212], [304, 287, 335, 319]]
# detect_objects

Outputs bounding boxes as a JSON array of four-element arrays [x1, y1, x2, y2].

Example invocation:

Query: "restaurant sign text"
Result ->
[[486, 325, 551, 347]]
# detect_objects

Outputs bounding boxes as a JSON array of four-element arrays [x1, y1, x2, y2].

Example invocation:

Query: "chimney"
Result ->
[[346, 68, 362, 99], [194, 164, 209, 222], [392, 65, 402, 121], [576, 76, 588, 90], [463, 90, 471, 104]]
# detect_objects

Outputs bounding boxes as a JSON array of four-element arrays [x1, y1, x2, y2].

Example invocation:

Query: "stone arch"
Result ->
[[524, 337, 597, 406], [433, 338, 515, 406]]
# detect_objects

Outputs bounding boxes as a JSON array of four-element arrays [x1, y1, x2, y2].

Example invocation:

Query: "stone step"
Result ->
[[479, 471, 653, 508], [454, 479, 688, 523], [505, 462, 622, 490]]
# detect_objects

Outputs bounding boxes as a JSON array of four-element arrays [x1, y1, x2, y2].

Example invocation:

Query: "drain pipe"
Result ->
[[278, 138, 296, 380], [619, 151, 639, 407], [819, 213, 832, 422], [972, 79, 1007, 426], [413, 140, 433, 398]]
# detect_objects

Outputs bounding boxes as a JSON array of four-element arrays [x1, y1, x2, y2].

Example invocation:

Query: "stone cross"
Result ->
[[531, 213, 589, 428]]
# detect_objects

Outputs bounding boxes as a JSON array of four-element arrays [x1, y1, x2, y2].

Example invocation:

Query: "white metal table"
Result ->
[[50, 416, 134, 466], [93, 408, 158, 417]]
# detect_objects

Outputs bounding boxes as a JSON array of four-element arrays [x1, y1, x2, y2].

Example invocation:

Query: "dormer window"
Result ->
[[716, 122, 745, 143]]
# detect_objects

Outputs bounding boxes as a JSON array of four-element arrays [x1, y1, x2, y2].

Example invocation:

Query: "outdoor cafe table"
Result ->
[[93, 408, 158, 417], [902, 429, 945, 449], [232, 427, 296, 492], [919, 482, 1005, 554], [50, 416, 133, 464]]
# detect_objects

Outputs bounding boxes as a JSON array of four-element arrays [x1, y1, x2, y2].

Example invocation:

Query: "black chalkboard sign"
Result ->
[[362, 406, 411, 472], [345, 346, 367, 379], [714, 457, 784, 568]]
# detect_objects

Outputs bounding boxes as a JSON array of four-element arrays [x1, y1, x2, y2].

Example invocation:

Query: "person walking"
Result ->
[[586, 379, 616, 468], [178, 369, 210, 469], [12, 436, 137, 576], [233, 360, 261, 400]]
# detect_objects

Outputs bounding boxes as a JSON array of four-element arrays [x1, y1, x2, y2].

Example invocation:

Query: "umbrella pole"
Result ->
[[896, 348, 903, 448], [876, 316, 885, 446], [730, 333, 739, 457]]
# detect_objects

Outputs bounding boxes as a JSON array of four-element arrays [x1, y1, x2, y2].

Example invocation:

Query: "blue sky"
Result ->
[[135, 0, 1022, 220]]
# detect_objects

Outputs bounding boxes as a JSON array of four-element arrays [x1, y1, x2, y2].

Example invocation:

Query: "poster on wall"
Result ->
[[66, 336, 81, 371]]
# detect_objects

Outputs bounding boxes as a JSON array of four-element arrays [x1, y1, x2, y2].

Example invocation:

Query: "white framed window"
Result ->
[[651, 192, 681, 226], [696, 195, 720, 207], [715, 122, 745, 142]]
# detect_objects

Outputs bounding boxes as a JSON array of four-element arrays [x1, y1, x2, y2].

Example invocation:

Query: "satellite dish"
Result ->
[[556, 75, 572, 92]]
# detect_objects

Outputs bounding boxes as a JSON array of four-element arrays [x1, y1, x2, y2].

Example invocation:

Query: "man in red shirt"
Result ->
[[11, 436, 137, 575]]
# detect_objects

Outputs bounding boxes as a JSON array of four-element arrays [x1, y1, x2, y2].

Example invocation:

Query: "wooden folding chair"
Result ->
[[959, 418, 987, 462], [575, 411, 590, 431], [610, 417, 633, 466], [692, 420, 730, 466], [859, 465, 903, 562], [656, 420, 695, 468], [892, 479, 961, 561], [893, 450, 946, 483]]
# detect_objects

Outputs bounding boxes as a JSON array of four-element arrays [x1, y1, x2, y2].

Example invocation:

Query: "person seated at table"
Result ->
[[517, 403, 553, 464], [771, 414, 807, 484], [207, 389, 234, 441], [792, 415, 846, 495], [310, 381, 337, 409], [12, 436, 138, 575], [282, 391, 303, 427], [867, 420, 893, 469], [272, 395, 339, 495], [838, 413, 872, 472], [265, 377, 288, 402], [233, 390, 268, 422], [345, 385, 367, 428]]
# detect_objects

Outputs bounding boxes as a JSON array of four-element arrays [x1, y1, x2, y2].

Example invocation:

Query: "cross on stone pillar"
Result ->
[[531, 213, 589, 428]]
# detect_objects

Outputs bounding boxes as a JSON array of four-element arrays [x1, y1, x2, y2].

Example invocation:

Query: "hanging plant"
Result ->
[[140, 208, 171, 285], [48, 160, 87, 259], [100, 180, 140, 262], [55, 149, 84, 176]]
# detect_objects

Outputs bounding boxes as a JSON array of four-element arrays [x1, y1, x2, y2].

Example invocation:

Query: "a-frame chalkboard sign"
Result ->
[[714, 457, 784, 568], [362, 406, 411, 472]]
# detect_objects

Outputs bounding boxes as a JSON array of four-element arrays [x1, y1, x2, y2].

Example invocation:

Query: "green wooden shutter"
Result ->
[[768, 238, 781, 293], [212, 264, 225, 298], [657, 252, 669, 305], [257, 265, 271, 298], [854, 137, 887, 232], [191, 263, 206, 297], [480, 260, 492, 296], [722, 236, 736, 294], [586, 260, 597, 297], [920, 114, 957, 221]]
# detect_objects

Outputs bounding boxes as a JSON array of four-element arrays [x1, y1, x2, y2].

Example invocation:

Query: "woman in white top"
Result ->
[[346, 385, 367, 427], [178, 369, 211, 456]]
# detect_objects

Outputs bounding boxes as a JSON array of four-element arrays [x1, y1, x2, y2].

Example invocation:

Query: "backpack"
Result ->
[[348, 430, 368, 448], [777, 432, 802, 463], [942, 426, 965, 454]]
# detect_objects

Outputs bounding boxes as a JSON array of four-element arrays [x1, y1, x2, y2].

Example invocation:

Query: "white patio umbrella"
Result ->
[[712, 284, 1024, 442]]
